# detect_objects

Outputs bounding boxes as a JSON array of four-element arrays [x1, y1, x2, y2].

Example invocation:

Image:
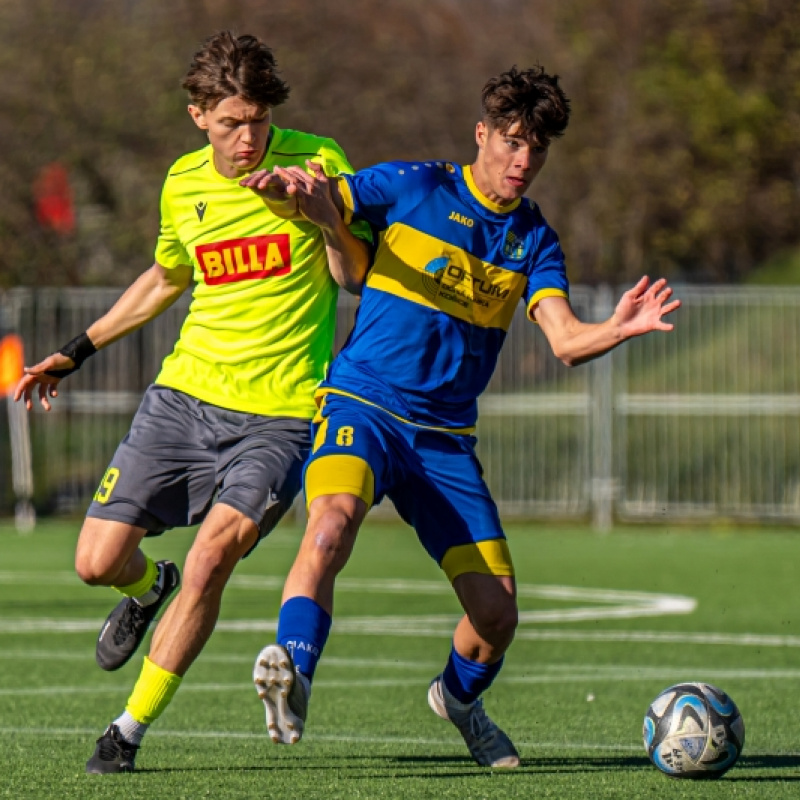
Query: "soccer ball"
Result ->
[[642, 682, 745, 779]]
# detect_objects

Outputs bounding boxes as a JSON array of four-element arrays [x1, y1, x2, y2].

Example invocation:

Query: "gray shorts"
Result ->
[[87, 385, 310, 548]]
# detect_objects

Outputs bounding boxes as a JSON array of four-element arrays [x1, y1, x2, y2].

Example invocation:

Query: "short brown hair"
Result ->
[[481, 66, 570, 145], [182, 31, 290, 111]]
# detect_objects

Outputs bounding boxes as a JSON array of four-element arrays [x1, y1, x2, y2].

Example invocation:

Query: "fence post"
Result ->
[[591, 285, 616, 532]]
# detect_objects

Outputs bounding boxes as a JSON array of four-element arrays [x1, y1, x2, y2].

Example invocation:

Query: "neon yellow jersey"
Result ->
[[154, 126, 370, 418]]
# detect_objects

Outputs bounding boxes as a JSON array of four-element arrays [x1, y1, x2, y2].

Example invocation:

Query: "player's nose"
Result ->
[[514, 148, 532, 171]]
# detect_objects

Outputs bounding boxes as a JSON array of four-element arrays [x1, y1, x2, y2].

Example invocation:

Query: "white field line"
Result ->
[[3, 618, 800, 648], [4, 666, 800, 697], [1, 725, 800, 759], [1, 572, 785, 646], [0, 724, 644, 751], [0, 651, 439, 668], [1, 651, 798, 682], [0, 571, 696, 602], [0, 574, 696, 634]]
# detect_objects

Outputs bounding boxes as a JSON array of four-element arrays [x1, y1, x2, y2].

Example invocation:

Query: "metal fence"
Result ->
[[2, 285, 800, 529]]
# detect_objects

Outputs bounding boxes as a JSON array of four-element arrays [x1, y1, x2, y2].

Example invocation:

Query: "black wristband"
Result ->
[[44, 332, 97, 379]]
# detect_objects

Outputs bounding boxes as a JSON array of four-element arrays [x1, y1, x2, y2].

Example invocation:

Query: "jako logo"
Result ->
[[448, 211, 474, 228], [196, 235, 291, 285]]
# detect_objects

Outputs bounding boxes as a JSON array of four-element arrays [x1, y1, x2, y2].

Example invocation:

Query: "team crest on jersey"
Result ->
[[196, 235, 291, 285], [502, 230, 528, 261], [195, 201, 207, 221]]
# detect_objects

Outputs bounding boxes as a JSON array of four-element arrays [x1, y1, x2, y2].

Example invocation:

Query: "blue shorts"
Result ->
[[304, 393, 513, 581]]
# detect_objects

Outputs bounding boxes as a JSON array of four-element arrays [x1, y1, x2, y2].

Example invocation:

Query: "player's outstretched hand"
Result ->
[[13, 353, 74, 411], [613, 276, 681, 338]]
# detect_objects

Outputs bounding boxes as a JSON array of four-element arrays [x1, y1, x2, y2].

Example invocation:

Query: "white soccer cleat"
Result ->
[[428, 674, 520, 768], [253, 644, 309, 745]]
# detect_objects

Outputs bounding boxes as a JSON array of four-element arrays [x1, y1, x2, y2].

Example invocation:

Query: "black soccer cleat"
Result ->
[[86, 724, 140, 774], [95, 560, 180, 671]]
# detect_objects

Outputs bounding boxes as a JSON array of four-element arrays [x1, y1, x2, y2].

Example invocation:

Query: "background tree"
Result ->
[[0, 0, 798, 288]]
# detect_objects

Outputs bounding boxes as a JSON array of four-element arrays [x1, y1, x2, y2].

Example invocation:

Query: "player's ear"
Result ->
[[475, 121, 488, 150], [188, 105, 209, 131]]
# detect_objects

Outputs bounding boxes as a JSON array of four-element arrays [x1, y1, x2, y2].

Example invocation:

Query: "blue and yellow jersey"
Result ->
[[153, 125, 370, 418], [321, 160, 568, 430]]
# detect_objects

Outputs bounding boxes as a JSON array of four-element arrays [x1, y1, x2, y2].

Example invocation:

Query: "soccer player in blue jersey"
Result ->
[[242, 65, 680, 767]]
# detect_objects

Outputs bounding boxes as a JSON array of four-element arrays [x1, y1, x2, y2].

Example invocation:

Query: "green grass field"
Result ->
[[1, 519, 799, 799]]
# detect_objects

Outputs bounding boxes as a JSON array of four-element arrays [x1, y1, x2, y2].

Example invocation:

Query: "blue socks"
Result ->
[[277, 596, 332, 681], [277, 599, 502, 704], [442, 645, 504, 704]]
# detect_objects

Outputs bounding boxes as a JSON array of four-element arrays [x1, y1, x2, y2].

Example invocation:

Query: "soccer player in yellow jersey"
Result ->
[[14, 31, 371, 774]]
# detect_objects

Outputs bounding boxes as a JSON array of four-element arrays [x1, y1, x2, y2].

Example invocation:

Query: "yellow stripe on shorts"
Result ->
[[305, 454, 375, 509], [440, 539, 515, 582], [312, 416, 329, 453]]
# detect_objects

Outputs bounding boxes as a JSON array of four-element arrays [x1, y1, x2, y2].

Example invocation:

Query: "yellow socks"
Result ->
[[112, 556, 158, 599], [125, 656, 183, 725]]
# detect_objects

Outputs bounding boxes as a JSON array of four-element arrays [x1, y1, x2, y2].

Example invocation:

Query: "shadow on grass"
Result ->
[[386, 752, 800, 781], [726, 754, 800, 782], [130, 752, 800, 780], [391, 753, 649, 771]]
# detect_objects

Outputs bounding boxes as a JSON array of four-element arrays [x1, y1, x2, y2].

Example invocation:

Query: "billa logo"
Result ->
[[196, 235, 291, 285]]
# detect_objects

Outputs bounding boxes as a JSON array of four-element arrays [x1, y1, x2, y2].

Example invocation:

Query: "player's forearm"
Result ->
[[321, 219, 370, 295], [262, 194, 301, 220], [548, 318, 626, 367], [87, 264, 189, 349]]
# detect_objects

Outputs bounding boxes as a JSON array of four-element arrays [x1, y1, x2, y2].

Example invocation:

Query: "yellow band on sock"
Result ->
[[126, 656, 183, 725], [113, 556, 158, 598]]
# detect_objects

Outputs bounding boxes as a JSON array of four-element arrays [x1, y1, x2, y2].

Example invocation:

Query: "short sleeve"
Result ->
[[154, 183, 191, 268], [337, 161, 446, 230], [523, 224, 569, 320]]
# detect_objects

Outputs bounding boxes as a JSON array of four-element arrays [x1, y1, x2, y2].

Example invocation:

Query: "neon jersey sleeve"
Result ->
[[155, 182, 191, 268], [312, 138, 357, 178], [337, 161, 447, 229], [524, 219, 569, 319]]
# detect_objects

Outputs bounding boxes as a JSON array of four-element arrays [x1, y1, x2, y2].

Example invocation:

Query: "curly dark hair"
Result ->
[[481, 66, 570, 145], [181, 31, 290, 111]]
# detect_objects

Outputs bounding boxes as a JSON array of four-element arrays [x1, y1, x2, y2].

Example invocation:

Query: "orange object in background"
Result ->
[[0, 333, 24, 396]]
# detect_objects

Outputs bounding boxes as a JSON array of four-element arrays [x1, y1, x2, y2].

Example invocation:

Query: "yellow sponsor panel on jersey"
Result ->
[[366, 223, 526, 331]]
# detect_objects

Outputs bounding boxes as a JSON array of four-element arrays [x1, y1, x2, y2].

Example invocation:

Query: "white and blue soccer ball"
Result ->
[[643, 682, 745, 779]]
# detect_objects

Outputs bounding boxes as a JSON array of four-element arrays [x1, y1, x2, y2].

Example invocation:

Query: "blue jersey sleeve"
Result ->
[[523, 222, 569, 317], [339, 161, 450, 229]]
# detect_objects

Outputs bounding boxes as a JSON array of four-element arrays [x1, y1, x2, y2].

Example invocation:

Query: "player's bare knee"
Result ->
[[75, 520, 145, 586], [74, 550, 121, 586], [182, 544, 236, 598], [472, 601, 518, 644], [303, 505, 359, 572]]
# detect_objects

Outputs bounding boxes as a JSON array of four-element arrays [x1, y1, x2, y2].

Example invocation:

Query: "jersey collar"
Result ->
[[463, 164, 521, 214]]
